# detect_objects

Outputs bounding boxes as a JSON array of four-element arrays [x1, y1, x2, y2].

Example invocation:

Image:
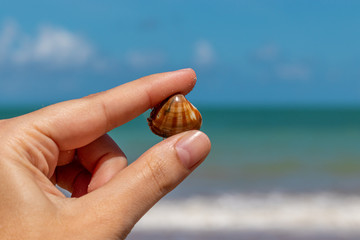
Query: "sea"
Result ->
[[2, 106, 360, 240]]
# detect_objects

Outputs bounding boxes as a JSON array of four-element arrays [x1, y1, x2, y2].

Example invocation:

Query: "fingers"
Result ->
[[56, 162, 91, 198], [33, 69, 197, 151], [76, 134, 127, 193], [56, 134, 127, 196], [77, 130, 211, 236]]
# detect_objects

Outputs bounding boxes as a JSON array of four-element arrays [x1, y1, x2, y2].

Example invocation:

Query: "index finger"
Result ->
[[30, 68, 197, 150]]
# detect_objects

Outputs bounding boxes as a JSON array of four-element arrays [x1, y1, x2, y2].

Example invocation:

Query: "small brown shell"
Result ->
[[147, 94, 202, 138]]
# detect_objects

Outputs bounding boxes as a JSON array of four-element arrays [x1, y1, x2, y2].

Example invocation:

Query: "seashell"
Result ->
[[147, 94, 202, 138]]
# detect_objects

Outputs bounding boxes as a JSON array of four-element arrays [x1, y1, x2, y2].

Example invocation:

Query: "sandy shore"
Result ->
[[133, 193, 360, 232], [127, 192, 360, 239], [128, 230, 360, 240]]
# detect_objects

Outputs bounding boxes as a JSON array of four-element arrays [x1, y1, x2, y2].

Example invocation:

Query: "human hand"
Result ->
[[0, 69, 211, 240]]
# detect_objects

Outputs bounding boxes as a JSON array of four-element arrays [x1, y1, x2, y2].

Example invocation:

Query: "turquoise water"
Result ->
[[196, 107, 360, 194], [106, 107, 360, 195], [2, 106, 360, 194]]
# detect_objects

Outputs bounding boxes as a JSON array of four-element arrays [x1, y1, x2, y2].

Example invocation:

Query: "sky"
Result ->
[[0, 0, 360, 106]]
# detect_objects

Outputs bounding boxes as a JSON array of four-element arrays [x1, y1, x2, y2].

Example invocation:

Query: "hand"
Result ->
[[0, 69, 211, 240]]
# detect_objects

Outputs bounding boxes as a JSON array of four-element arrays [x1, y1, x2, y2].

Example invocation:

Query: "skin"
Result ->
[[0, 69, 211, 240]]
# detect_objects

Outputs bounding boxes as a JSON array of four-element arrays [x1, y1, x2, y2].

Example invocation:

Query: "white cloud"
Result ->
[[0, 20, 95, 68], [126, 50, 166, 69], [252, 43, 312, 82], [0, 20, 17, 63], [255, 44, 279, 62], [193, 40, 215, 67], [14, 26, 93, 66], [276, 63, 311, 81]]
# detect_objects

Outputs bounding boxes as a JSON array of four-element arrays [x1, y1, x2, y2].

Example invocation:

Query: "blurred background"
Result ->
[[1, 1, 360, 239]]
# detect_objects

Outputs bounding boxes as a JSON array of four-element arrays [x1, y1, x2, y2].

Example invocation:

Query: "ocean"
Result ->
[[2, 106, 360, 239]]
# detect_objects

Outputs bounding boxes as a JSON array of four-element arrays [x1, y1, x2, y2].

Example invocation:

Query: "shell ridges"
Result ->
[[147, 94, 202, 138]]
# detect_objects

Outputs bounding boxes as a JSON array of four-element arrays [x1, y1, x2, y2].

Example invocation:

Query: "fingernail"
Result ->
[[175, 131, 210, 169]]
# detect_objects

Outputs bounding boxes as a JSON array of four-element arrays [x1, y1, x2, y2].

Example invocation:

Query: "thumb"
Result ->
[[75, 130, 210, 238]]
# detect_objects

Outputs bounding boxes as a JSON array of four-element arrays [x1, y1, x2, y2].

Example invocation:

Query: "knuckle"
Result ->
[[144, 155, 173, 196]]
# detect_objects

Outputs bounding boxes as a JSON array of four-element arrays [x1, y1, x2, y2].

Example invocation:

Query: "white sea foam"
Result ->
[[134, 192, 360, 233]]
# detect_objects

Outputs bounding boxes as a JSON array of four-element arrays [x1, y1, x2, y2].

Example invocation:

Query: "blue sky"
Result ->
[[0, 0, 360, 106]]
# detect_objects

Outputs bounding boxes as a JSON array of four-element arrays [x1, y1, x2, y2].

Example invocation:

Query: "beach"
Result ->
[[1, 1, 359, 239]]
